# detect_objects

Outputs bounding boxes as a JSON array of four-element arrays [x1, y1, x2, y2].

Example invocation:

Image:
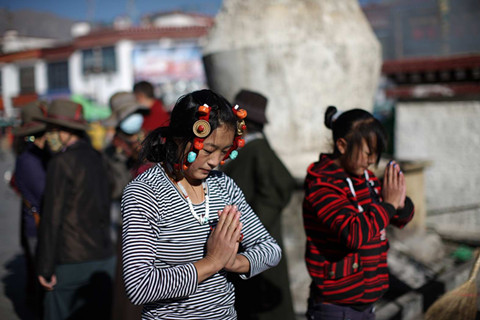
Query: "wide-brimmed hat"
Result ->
[[35, 99, 89, 131], [233, 89, 268, 124], [14, 101, 48, 136], [104, 92, 149, 127]]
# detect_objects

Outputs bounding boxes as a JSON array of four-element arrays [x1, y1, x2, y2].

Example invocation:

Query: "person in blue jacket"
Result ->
[[13, 101, 49, 317]]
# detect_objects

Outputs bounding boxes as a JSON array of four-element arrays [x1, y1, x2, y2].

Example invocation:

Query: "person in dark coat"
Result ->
[[222, 89, 296, 320], [104, 91, 150, 200], [35, 100, 115, 320], [103, 91, 147, 320], [13, 101, 49, 317]]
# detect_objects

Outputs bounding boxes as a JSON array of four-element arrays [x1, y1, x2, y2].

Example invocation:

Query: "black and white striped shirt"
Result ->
[[121, 164, 282, 319]]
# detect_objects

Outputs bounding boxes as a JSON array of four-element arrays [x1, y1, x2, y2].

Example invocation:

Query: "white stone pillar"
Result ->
[[2, 64, 20, 117], [69, 51, 83, 96], [203, 0, 381, 177], [35, 60, 48, 96]]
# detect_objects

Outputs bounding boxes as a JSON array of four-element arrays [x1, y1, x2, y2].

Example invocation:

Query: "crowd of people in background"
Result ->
[[9, 82, 413, 320]]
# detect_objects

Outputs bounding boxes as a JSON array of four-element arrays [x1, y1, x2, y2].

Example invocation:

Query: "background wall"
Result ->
[[395, 101, 480, 213]]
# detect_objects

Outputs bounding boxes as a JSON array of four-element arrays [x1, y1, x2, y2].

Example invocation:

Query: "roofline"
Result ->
[[0, 45, 75, 63], [0, 49, 42, 63], [141, 10, 215, 20], [382, 54, 480, 74], [73, 25, 211, 48], [0, 25, 211, 62]]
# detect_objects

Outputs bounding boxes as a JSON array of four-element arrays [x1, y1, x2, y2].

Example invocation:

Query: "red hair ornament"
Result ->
[[221, 105, 247, 165], [180, 104, 247, 170]]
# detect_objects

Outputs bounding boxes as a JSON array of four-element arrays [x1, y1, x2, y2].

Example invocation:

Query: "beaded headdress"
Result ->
[[178, 104, 247, 171]]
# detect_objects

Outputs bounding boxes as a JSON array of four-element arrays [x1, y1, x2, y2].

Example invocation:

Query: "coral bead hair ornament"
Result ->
[[182, 104, 212, 170], [180, 104, 247, 170], [221, 105, 247, 165]]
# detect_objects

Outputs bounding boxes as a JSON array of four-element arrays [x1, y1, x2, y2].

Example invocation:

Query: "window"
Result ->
[[48, 61, 69, 92], [82, 46, 117, 74], [19, 66, 35, 94]]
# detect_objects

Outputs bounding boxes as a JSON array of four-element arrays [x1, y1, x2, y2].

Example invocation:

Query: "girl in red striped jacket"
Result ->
[[303, 106, 414, 320]]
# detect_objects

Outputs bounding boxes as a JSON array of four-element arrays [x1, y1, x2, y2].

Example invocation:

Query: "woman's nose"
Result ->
[[207, 153, 222, 168]]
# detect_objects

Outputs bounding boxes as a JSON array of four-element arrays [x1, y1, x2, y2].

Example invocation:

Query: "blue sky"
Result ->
[[0, 0, 224, 22]]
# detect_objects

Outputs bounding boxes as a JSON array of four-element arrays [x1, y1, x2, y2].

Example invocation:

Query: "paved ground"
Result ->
[[0, 146, 34, 320]]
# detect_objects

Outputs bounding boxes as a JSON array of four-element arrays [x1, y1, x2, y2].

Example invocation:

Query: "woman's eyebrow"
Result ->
[[204, 142, 233, 149]]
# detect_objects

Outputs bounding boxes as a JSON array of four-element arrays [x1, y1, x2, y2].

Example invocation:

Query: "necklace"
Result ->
[[176, 180, 210, 225]]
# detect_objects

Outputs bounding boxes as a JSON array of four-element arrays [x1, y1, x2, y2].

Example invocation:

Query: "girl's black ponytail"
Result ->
[[324, 105, 337, 129]]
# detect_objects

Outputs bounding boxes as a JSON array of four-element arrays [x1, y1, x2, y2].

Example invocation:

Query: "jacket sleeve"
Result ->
[[305, 179, 396, 250], [390, 196, 415, 228], [36, 157, 69, 278], [121, 181, 198, 305], [14, 155, 44, 211], [224, 175, 282, 279]]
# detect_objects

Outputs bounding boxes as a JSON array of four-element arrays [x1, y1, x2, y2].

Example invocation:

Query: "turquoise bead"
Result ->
[[229, 150, 238, 160], [187, 151, 197, 163]]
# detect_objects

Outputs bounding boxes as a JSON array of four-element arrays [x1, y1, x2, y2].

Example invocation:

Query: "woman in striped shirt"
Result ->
[[121, 89, 282, 319]]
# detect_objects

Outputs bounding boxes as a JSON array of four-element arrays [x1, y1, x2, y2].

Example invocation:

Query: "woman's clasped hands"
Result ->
[[382, 160, 407, 210], [195, 204, 249, 282], [206, 205, 243, 271]]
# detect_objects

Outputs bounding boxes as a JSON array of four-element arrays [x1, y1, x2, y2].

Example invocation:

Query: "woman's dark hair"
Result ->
[[324, 106, 387, 164], [141, 89, 237, 172]]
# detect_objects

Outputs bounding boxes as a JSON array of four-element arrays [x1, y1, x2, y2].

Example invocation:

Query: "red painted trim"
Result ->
[[382, 54, 480, 74], [12, 94, 39, 107], [0, 49, 42, 63], [74, 26, 210, 49], [42, 45, 75, 61]]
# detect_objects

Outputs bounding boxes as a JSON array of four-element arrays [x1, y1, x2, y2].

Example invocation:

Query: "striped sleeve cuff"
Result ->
[[238, 244, 282, 280]]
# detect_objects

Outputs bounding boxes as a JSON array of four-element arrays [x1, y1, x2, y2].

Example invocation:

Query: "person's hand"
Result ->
[[38, 274, 57, 291], [382, 161, 406, 210], [204, 205, 242, 271]]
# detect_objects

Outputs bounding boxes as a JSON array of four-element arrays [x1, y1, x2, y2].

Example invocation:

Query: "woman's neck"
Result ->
[[174, 175, 205, 204], [163, 164, 203, 187]]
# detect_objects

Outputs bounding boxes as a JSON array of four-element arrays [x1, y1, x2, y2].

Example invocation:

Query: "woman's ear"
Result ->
[[336, 138, 347, 155]]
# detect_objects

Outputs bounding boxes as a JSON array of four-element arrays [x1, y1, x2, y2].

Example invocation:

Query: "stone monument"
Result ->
[[203, 0, 382, 178]]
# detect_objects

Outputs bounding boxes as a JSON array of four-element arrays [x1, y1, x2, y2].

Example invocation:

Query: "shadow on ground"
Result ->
[[2, 254, 36, 320]]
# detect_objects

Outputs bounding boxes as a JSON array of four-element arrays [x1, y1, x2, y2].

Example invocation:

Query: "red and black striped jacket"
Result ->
[[302, 154, 414, 306]]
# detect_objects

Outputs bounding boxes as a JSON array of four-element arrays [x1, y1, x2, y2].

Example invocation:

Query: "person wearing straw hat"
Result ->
[[12, 100, 49, 316], [222, 89, 296, 320], [104, 91, 147, 320], [104, 91, 150, 200], [35, 99, 115, 320]]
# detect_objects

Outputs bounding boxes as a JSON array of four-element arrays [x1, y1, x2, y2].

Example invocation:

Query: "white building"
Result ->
[[0, 12, 213, 118]]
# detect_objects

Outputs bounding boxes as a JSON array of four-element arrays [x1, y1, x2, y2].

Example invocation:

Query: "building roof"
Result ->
[[0, 44, 74, 63], [383, 54, 480, 74], [74, 25, 211, 48], [383, 54, 480, 100], [141, 10, 215, 26], [0, 25, 211, 62]]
